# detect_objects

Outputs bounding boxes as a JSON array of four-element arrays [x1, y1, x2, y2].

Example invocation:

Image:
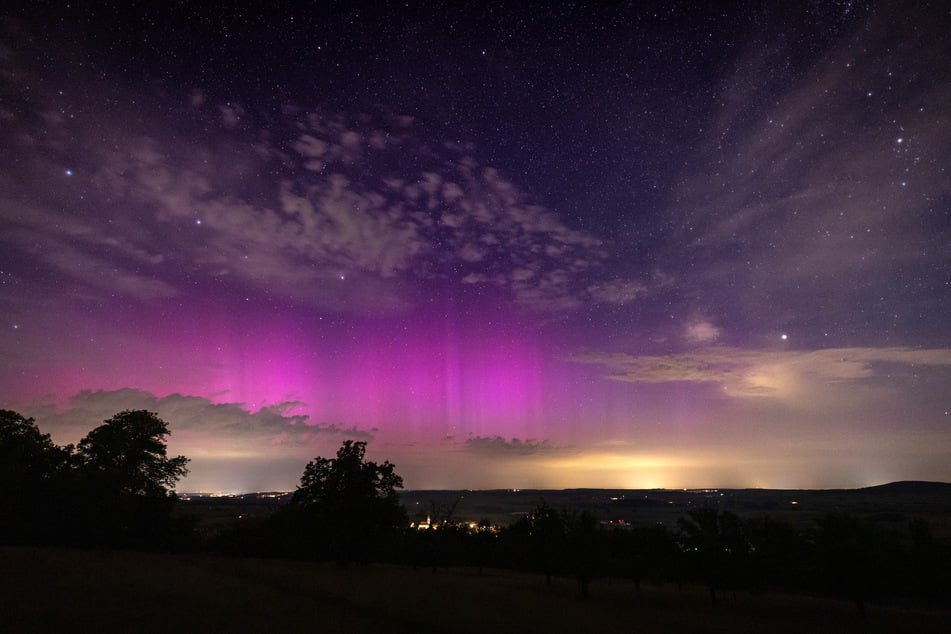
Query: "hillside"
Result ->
[[3, 547, 948, 633]]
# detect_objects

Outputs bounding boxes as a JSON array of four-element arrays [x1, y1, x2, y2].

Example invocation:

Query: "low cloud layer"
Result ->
[[574, 346, 951, 400], [22, 388, 373, 461], [463, 435, 565, 457]]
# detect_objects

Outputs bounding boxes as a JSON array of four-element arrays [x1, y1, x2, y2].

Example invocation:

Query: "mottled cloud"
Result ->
[[0, 25, 618, 315]]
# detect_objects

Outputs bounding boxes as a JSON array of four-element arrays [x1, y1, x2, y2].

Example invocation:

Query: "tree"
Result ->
[[813, 513, 900, 616], [562, 509, 605, 598], [612, 523, 680, 594], [288, 440, 406, 563], [75, 410, 189, 546], [744, 514, 807, 592], [0, 410, 71, 543], [526, 501, 566, 586], [678, 508, 750, 603], [77, 410, 189, 496], [905, 517, 951, 603], [472, 518, 497, 575]]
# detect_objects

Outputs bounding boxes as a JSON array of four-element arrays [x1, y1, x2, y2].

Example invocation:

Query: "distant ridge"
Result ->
[[860, 481, 951, 494]]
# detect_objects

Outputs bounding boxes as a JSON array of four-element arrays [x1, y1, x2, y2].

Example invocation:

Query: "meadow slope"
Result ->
[[1, 548, 947, 633]]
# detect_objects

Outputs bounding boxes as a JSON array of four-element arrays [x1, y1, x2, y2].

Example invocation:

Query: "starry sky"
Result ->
[[2, 1, 950, 492]]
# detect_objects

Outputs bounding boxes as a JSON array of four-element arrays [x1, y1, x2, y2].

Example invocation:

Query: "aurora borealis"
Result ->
[[2, 2, 950, 491]]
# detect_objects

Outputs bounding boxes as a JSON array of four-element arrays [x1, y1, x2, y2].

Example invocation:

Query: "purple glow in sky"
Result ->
[[2, 2, 951, 491]]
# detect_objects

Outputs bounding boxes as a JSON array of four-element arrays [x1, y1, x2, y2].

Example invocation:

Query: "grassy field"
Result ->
[[2, 547, 947, 633]]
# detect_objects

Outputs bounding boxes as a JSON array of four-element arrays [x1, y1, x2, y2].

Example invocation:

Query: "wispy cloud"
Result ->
[[587, 280, 648, 305], [573, 346, 951, 399], [664, 11, 951, 320]]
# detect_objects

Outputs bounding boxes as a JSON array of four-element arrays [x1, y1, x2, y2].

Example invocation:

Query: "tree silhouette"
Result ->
[[813, 513, 900, 616], [562, 509, 605, 598], [744, 514, 806, 592], [612, 523, 680, 594], [526, 501, 566, 586], [472, 518, 496, 575], [75, 410, 189, 546], [0, 410, 71, 543], [678, 508, 749, 603], [288, 439, 406, 563]]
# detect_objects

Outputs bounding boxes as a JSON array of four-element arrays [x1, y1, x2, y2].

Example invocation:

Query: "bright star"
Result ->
[[781, 334, 788, 340], [65, 169, 73, 176]]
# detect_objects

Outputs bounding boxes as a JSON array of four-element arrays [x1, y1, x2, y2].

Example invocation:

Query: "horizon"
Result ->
[[2, 2, 950, 493], [178, 479, 951, 497]]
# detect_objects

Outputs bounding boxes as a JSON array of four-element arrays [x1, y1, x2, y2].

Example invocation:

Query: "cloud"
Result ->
[[218, 102, 245, 127], [587, 280, 648, 305], [573, 346, 951, 400], [0, 187, 177, 303], [463, 435, 565, 457], [0, 26, 617, 315], [662, 10, 951, 322], [42, 244, 178, 301], [685, 320, 720, 344], [198, 112, 610, 312], [23, 388, 373, 455], [13, 388, 383, 492]]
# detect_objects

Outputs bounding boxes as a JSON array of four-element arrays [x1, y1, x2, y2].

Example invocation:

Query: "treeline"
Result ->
[[205, 441, 951, 612], [408, 505, 951, 612], [3, 411, 950, 612], [219, 496, 951, 613], [0, 409, 189, 548]]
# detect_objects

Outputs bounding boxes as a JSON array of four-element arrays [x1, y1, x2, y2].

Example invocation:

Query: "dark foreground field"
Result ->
[[2, 548, 948, 633]]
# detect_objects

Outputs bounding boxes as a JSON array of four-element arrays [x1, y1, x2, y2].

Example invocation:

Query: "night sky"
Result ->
[[2, 1, 950, 492]]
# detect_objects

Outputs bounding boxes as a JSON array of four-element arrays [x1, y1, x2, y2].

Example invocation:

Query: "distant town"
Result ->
[[179, 481, 951, 536]]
